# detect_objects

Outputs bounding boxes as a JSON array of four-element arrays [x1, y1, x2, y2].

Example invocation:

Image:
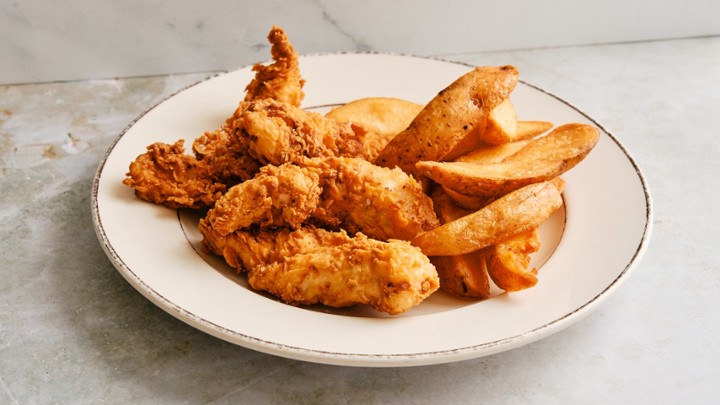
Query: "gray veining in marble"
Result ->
[[2, 0, 719, 84], [1, 32, 719, 404]]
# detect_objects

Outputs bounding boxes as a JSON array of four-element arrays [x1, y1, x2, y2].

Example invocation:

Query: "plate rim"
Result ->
[[91, 52, 653, 367]]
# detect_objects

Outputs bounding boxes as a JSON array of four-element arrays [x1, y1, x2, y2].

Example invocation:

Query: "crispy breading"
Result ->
[[204, 157, 439, 241], [199, 224, 439, 315], [244, 25, 306, 107], [122, 126, 261, 209], [229, 99, 370, 166]]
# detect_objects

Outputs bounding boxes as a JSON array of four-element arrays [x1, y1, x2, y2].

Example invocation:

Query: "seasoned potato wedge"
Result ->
[[376, 65, 519, 176], [516, 121, 554, 140], [429, 187, 490, 298], [441, 186, 490, 211], [480, 98, 553, 145], [456, 139, 531, 164], [411, 181, 562, 256], [416, 123, 599, 197], [486, 228, 541, 292], [432, 252, 491, 299]]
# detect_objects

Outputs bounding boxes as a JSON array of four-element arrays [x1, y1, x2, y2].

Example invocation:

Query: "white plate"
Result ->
[[92, 53, 652, 367]]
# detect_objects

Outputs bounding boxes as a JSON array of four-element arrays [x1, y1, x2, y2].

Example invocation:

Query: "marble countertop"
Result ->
[[2, 33, 719, 403]]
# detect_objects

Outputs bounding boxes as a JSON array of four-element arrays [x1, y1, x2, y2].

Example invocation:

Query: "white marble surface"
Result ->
[[1, 27, 720, 404], [2, 0, 720, 84]]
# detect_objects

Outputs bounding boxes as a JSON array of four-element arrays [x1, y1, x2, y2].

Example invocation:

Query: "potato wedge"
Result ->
[[516, 121, 554, 140], [325, 97, 422, 139], [441, 186, 490, 211], [444, 140, 532, 209], [325, 97, 423, 161], [480, 98, 553, 145], [503, 123, 599, 163], [411, 181, 562, 256], [486, 228, 541, 292], [416, 123, 599, 197], [429, 187, 490, 298], [456, 139, 531, 164], [443, 176, 564, 211], [376, 65, 519, 176], [432, 252, 491, 299]]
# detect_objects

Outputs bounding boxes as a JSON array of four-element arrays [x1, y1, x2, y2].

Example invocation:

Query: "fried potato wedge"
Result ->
[[325, 97, 423, 139], [416, 123, 599, 197], [456, 139, 531, 164], [432, 252, 491, 299], [376, 65, 519, 176], [412, 181, 562, 256], [430, 187, 490, 298], [441, 186, 490, 211], [486, 228, 541, 292], [444, 140, 531, 209], [480, 98, 553, 145], [325, 97, 423, 161]]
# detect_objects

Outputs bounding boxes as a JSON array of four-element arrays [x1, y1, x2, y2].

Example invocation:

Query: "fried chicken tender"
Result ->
[[244, 25, 305, 107], [123, 26, 305, 209], [199, 223, 439, 315], [122, 126, 261, 209], [228, 99, 370, 166], [123, 140, 226, 209], [203, 156, 439, 241]]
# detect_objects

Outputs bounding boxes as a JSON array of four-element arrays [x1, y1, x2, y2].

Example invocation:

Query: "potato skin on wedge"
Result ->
[[376, 65, 519, 177], [416, 123, 599, 197], [411, 181, 562, 256]]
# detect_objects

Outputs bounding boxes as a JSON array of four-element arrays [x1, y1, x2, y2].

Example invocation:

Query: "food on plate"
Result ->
[[429, 187, 491, 298], [203, 156, 439, 241], [411, 181, 563, 256], [199, 223, 439, 315], [325, 97, 423, 138], [415, 123, 599, 197], [442, 139, 532, 210], [480, 98, 553, 145], [325, 97, 423, 160], [376, 65, 519, 176], [122, 134, 260, 209], [243, 25, 306, 107], [122, 25, 601, 313], [122, 25, 305, 209], [229, 98, 372, 165], [486, 228, 542, 292], [456, 139, 532, 165]]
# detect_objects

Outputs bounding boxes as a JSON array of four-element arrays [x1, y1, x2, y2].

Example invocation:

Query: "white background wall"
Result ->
[[2, 0, 718, 84]]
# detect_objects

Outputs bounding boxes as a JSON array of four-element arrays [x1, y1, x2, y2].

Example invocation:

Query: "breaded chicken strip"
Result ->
[[199, 223, 439, 315], [203, 157, 439, 241], [124, 26, 304, 209], [123, 126, 261, 209], [229, 99, 370, 166], [123, 139, 227, 209], [244, 25, 305, 107], [205, 162, 323, 232]]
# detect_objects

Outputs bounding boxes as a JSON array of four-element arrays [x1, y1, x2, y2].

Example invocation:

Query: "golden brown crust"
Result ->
[[229, 99, 369, 166], [203, 157, 439, 241], [123, 140, 227, 209], [198, 225, 439, 315], [244, 26, 305, 107]]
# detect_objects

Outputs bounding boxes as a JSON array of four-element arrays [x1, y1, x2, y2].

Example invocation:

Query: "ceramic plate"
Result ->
[[92, 53, 652, 367]]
